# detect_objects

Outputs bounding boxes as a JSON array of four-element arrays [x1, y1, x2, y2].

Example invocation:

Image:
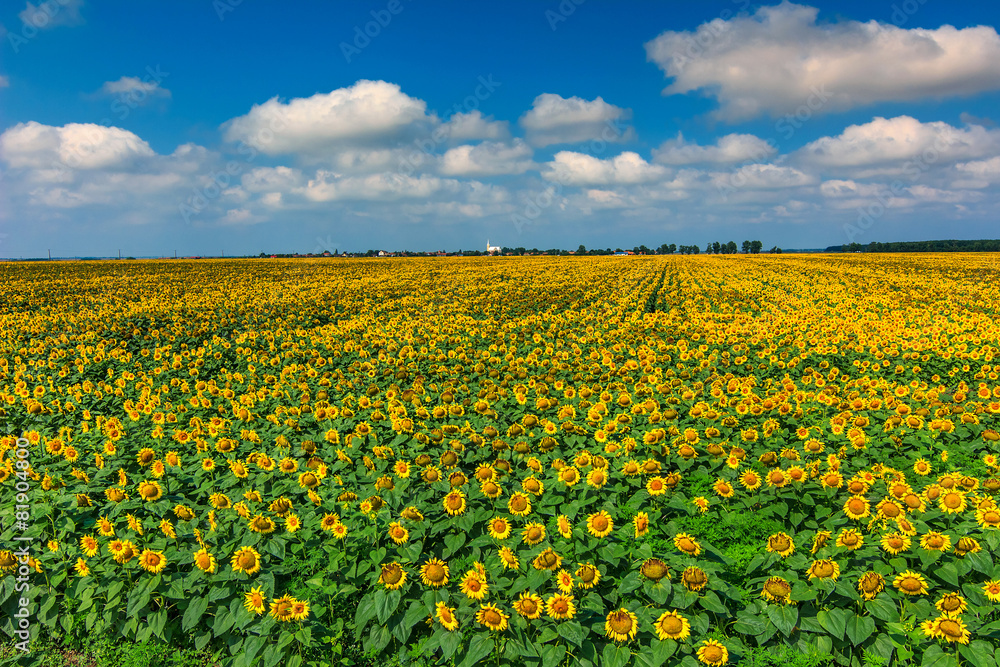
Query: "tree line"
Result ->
[[826, 239, 1000, 253]]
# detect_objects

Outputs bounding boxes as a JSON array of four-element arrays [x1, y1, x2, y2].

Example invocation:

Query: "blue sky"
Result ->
[[2, 0, 1000, 256]]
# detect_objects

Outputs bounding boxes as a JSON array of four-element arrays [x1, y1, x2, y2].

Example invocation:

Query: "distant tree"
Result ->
[[639, 245, 650, 255], [741, 240, 751, 254], [769, 246, 782, 254], [750, 240, 763, 254], [577, 244, 587, 255], [712, 242, 721, 254], [705, 243, 713, 254], [725, 241, 737, 254]]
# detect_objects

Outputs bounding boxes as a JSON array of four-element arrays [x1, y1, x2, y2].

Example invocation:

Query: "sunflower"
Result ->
[[982, 580, 1000, 603], [696, 639, 729, 666], [387, 522, 409, 545], [507, 492, 532, 517], [654, 610, 690, 641], [713, 479, 735, 498], [330, 522, 348, 539], [939, 491, 967, 514], [681, 566, 708, 592], [559, 466, 581, 487], [555, 569, 575, 593], [641, 558, 670, 582], [521, 476, 544, 496], [922, 615, 971, 644], [876, 498, 904, 520], [765, 532, 794, 557], [586, 511, 613, 538], [96, 516, 115, 537], [935, 593, 967, 616], [297, 471, 320, 489], [248, 515, 276, 534], [807, 559, 840, 581], [231, 547, 262, 576], [843, 495, 870, 520], [460, 570, 489, 600], [856, 571, 885, 600], [954, 537, 981, 556], [738, 470, 761, 491], [920, 531, 952, 552], [633, 512, 649, 537], [675, 533, 702, 556], [424, 600, 457, 632], [761, 577, 793, 605], [836, 529, 864, 550], [533, 548, 563, 571], [442, 490, 466, 516], [137, 480, 163, 502], [269, 594, 296, 622], [139, 549, 167, 574], [556, 515, 572, 539], [811, 530, 831, 554], [193, 548, 217, 573], [545, 593, 576, 620], [913, 459, 932, 476], [79, 535, 99, 558], [74, 558, 90, 577], [485, 517, 512, 540], [604, 607, 638, 643], [571, 563, 599, 590], [289, 598, 310, 622], [499, 546, 520, 570], [476, 603, 509, 631], [420, 558, 449, 587], [880, 532, 911, 556], [976, 506, 1000, 529], [646, 476, 667, 496], [514, 591, 543, 619], [522, 523, 546, 546], [244, 587, 266, 615], [894, 570, 929, 596]]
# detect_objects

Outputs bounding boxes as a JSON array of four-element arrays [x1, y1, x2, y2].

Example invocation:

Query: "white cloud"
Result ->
[[519, 93, 632, 147], [795, 116, 1000, 168], [953, 156, 1000, 187], [541, 151, 668, 186], [712, 163, 815, 189], [241, 166, 304, 193], [18, 0, 84, 30], [443, 111, 509, 142], [100, 76, 170, 102], [439, 140, 533, 176], [645, 3, 1000, 121], [0, 122, 154, 170], [653, 133, 777, 165], [222, 80, 436, 156], [300, 172, 451, 202]]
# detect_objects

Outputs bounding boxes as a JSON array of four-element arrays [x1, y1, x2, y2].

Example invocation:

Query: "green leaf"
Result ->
[[766, 604, 798, 637], [182, 596, 210, 633], [558, 620, 584, 647], [938, 562, 960, 587], [542, 643, 566, 667], [602, 643, 631, 667], [443, 532, 466, 559], [845, 613, 875, 645], [699, 591, 728, 614], [817, 608, 847, 640], [866, 596, 898, 623], [458, 633, 495, 667], [440, 630, 462, 661], [375, 589, 400, 625], [923, 644, 959, 667], [960, 642, 996, 667]]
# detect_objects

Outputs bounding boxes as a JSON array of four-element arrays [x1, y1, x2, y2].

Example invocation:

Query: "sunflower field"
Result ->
[[2, 254, 1000, 667]]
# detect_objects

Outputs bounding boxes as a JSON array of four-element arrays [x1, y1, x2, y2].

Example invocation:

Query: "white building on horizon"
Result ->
[[486, 240, 501, 254]]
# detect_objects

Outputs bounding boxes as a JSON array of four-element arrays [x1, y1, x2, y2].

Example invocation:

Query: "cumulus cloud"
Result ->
[[519, 93, 632, 147], [18, 0, 84, 29], [645, 3, 1000, 121], [794, 116, 1000, 168], [99, 76, 171, 102], [953, 156, 1000, 187], [439, 140, 533, 176], [0, 121, 155, 170], [653, 133, 777, 165], [712, 164, 815, 190], [222, 80, 437, 156], [541, 151, 668, 186], [300, 172, 451, 202], [442, 111, 509, 142]]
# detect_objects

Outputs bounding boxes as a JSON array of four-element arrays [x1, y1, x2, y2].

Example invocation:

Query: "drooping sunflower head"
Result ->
[[681, 566, 708, 592], [532, 548, 562, 571], [640, 558, 671, 582], [761, 577, 793, 604], [766, 532, 794, 557], [475, 603, 509, 631], [857, 571, 885, 600], [935, 593, 967, 616], [379, 562, 407, 590], [807, 559, 840, 581]]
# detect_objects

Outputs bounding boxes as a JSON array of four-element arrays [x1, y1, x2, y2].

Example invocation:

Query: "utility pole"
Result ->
[[48, 249, 51, 260], [118, 249, 121, 260]]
